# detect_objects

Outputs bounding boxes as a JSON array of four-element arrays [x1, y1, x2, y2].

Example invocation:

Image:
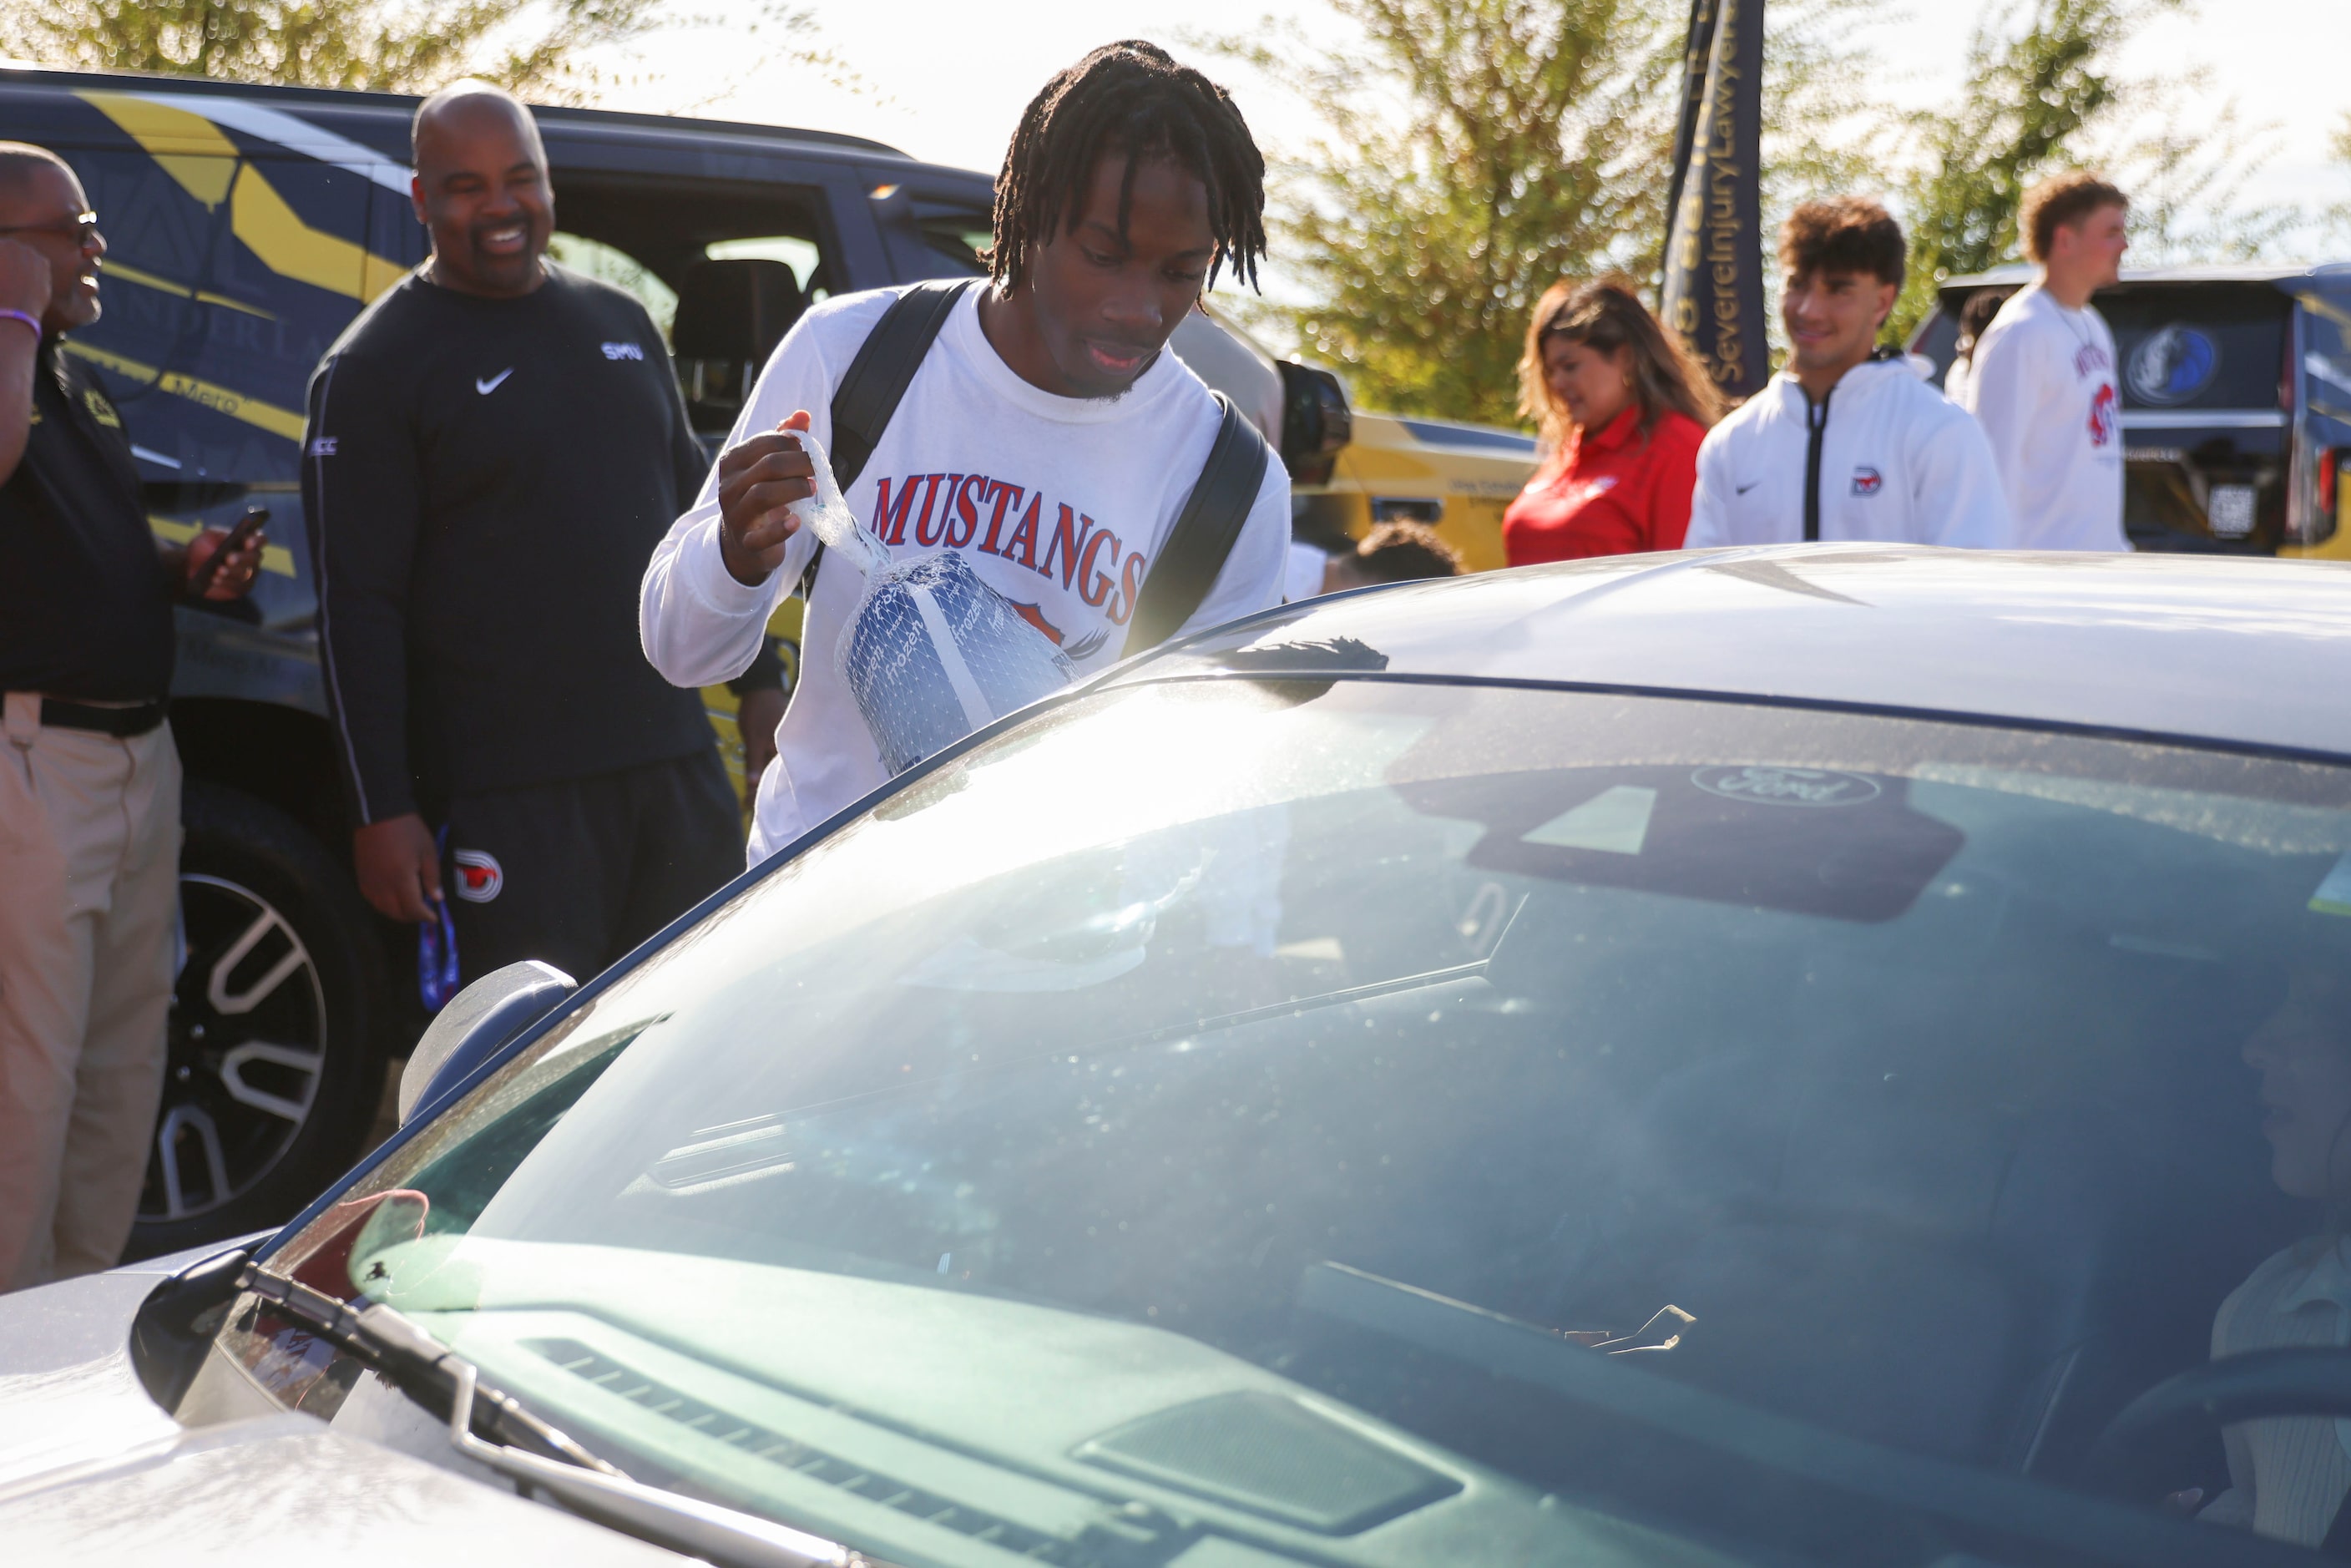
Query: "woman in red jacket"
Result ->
[[1502, 275, 1724, 564]]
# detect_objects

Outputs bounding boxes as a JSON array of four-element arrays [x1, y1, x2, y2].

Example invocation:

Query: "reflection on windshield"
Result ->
[[2203, 958, 2351, 1547], [244, 681, 2351, 1568]]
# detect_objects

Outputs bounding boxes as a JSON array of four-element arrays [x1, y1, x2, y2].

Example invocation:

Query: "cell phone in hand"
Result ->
[[190, 504, 268, 594]]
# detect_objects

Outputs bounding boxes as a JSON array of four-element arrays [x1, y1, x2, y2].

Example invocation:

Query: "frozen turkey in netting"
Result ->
[[786, 430, 1078, 776]]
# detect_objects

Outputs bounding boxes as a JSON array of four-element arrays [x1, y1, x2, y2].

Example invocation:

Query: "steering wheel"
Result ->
[[2086, 1348, 2351, 1499]]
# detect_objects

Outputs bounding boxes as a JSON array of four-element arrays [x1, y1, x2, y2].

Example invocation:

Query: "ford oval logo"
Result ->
[[1691, 766, 1883, 807], [2126, 325, 2219, 407]]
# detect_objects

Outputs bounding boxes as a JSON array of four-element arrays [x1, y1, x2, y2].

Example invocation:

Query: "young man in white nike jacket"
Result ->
[[640, 43, 1290, 864], [1686, 199, 2012, 550]]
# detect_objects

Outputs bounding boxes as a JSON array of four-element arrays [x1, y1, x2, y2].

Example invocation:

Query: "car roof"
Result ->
[[1939, 261, 2351, 296], [1121, 547, 2351, 764], [0, 60, 968, 174]]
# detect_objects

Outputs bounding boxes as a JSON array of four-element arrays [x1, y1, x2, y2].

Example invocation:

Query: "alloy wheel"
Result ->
[[140, 872, 330, 1223]]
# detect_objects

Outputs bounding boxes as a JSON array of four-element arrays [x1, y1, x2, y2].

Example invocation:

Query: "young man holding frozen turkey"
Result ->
[[640, 41, 1291, 864]]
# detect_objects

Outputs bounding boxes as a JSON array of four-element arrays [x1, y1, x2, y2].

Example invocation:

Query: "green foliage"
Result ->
[[2322, 113, 2351, 243], [1888, 0, 2174, 344], [0, 0, 832, 104], [1207, 0, 1677, 427], [1206, 0, 1876, 426], [1742, 0, 1885, 376], [2112, 90, 2298, 266]]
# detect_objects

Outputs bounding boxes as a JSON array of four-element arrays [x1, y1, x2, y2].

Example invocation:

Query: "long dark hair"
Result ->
[[1518, 274, 1725, 449], [1953, 286, 2016, 367]]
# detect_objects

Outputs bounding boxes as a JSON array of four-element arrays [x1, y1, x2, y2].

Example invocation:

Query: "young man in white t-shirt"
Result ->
[[1961, 172, 2131, 551], [1685, 198, 2010, 550], [642, 43, 1290, 862]]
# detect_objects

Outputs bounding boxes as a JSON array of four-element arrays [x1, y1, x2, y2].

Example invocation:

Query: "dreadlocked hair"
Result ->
[[988, 41, 1267, 295]]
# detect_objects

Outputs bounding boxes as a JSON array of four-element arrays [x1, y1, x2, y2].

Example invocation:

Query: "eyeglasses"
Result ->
[[0, 210, 99, 245]]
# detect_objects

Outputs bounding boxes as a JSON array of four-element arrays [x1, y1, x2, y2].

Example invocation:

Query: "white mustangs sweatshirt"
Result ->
[[1961, 285, 2128, 552], [640, 285, 1290, 863], [1686, 353, 2013, 549]]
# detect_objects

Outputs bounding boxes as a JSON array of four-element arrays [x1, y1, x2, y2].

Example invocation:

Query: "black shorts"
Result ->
[[442, 747, 741, 987]]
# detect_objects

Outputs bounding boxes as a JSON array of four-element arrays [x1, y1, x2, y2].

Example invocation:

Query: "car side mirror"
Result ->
[[397, 960, 575, 1127], [1278, 361, 1352, 487], [129, 1242, 255, 1414]]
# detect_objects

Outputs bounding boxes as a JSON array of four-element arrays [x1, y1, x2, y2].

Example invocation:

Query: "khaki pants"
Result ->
[[0, 692, 180, 1292]]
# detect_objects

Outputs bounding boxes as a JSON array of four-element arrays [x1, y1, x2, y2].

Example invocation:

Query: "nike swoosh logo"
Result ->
[[1734, 482, 1760, 495], [476, 368, 514, 395]]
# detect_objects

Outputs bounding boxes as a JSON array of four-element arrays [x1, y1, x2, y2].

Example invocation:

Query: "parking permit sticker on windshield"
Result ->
[[2312, 850, 2351, 917]]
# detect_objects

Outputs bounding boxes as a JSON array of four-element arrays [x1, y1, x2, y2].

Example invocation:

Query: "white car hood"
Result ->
[[0, 1263, 680, 1565]]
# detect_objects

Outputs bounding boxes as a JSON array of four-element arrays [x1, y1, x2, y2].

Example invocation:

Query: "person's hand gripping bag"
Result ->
[[791, 432, 1078, 775]]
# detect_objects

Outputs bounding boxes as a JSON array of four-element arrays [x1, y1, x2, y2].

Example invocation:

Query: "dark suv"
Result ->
[[1910, 263, 2351, 557], [0, 67, 1347, 1257]]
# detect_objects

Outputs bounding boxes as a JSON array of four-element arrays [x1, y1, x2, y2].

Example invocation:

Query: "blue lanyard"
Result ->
[[417, 825, 461, 1012]]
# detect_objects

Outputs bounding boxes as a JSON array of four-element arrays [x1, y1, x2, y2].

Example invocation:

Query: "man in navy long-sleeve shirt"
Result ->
[[302, 82, 763, 986]]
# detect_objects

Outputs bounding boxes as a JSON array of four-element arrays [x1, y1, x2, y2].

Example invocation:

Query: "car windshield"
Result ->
[[236, 676, 2351, 1568]]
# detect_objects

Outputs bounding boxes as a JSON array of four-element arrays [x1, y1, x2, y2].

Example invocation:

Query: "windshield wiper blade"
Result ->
[[237, 1264, 857, 1568], [438, 1358, 858, 1568], [238, 1263, 612, 1471]]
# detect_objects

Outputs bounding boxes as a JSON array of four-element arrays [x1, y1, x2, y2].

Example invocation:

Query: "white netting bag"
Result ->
[[790, 432, 1078, 776]]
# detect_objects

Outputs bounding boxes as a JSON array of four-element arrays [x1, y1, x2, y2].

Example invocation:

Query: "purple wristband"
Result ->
[[0, 308, 37, 341]]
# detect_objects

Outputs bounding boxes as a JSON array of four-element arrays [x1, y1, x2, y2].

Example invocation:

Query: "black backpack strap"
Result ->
[[1121, 392, 1272, 658], [829, 278, 973, 487], [794, 277, 974, 599]]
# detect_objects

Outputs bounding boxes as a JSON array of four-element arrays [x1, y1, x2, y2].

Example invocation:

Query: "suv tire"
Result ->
[[127, 781, 388, 1260]]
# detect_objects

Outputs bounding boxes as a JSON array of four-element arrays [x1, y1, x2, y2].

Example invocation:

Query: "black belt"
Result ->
[[40, 697, 168, 736]]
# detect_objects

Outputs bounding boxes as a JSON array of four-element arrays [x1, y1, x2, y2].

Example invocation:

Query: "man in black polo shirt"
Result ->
[[302, 83, 760, 989], [0, 144, 265, 1292]]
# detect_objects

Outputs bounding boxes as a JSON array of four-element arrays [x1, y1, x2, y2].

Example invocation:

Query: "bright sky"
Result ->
[[601, 0, 2349, 251]]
